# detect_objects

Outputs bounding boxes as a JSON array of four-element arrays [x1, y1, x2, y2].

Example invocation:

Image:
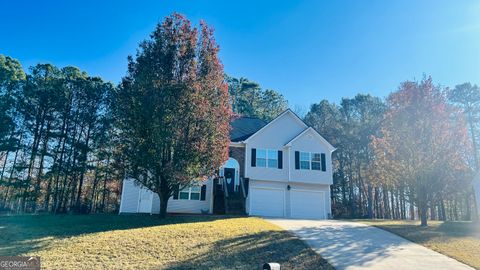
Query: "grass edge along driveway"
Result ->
[[356, 219, 480, 269], [0, 214, 334, 270]]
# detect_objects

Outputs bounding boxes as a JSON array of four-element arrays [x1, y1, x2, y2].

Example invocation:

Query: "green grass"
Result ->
[[356, 219, 480, 269], [0, 214, 333, 270]]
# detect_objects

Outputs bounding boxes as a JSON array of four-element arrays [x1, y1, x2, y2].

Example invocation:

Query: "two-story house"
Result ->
[[119, 109, 335, 219]]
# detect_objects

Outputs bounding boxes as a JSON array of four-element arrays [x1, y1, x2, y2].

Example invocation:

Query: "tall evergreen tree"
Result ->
[[226, 75, 288, 121]]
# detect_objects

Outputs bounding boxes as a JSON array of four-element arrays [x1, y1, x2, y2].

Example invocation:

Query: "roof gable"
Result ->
[[243, 109, 307, 143], [285, 127, 336, 152]]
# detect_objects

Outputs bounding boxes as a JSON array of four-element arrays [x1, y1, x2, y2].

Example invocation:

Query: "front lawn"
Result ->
[[357, 219, 480, 269], [0, 214, 333, 270]]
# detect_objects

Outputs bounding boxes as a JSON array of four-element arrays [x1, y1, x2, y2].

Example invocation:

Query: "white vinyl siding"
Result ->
[[119, 178, 213, 214], [245, 111, 305, 181], [119, 179, 141, 213]]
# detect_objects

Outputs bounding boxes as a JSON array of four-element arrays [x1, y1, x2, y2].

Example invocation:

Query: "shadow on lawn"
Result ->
[[162, 230, 333, 270], [0, 214, 229, 256]]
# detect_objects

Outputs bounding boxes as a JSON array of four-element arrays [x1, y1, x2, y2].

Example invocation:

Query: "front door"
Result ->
[[224, 168, 236, 194]]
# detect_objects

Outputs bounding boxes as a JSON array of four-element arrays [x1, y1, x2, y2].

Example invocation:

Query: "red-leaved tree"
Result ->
[[116, 14, 232, 218], [371, 77, 472, 226]]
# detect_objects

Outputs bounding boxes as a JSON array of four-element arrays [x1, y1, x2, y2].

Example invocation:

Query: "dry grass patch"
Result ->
[[357, 219, 480, 269], [0, 214, 333, 270]]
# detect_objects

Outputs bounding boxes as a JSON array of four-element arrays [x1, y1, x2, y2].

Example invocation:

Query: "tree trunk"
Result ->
[[158, 191, 169, 219], [390, 190, 396, 219], [467, 110, 479, 170], [43, 177, 53, 211], [398, 187, 406, 219], [2, 142, 20, 207], [367, 184, 373, 219], [383, 186, 391, 219], [22, 112, 45, 212], [0, 126, 18, 184], [89, 165, 100, 213], [430, 203, 436, 221], [440, 197, 446, 221], [409, 190, 415, 220], [472, 189, 479, 222], [409, 203, 415, 220], [33, 120, 52, 212], [420, 203, 428, 226], [453, 198, 459, 221]]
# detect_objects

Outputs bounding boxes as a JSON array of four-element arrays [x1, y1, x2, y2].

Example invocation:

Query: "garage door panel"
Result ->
[[290, 190, 325, 219], [250, 188, 284, 217]]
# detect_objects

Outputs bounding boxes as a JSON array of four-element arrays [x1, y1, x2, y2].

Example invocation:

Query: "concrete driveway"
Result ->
[[267, 219, 474, 270]]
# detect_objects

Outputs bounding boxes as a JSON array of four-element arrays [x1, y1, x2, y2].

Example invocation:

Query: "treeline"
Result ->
[[305, 78, 478, 224], [0, 54, 288, 214], [0, 55, 123, 214], [226, 76, 288, 121], [1, 56, 477, 224]]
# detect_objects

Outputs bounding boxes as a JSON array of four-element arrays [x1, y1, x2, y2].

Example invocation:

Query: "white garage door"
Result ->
[[250, 188, 285, 217], [290, 190, 325, 219]]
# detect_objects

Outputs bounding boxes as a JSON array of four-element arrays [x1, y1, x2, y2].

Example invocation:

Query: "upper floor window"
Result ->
[[256, 149, 279, 168], [297, 151, 325, 171], [311, 153, 322, 170], [300, 152, 310, 170]]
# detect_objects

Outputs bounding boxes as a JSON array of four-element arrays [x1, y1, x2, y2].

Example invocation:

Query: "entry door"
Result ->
[[138, 188, 152, 213], [224, 168, 236, 194]]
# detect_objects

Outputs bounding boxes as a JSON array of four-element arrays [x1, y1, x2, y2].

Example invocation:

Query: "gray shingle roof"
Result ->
[[230, 116, 267, 142]]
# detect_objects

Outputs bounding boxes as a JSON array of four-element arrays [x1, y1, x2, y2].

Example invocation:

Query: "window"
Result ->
[[267, 150, 278, 168], [190, 186, 201, 200], [256, 149, 279, 168], [299, 152, 322, 171], [177, 185, 201, 200], [256, 149, 267, 167], [300, 152, 310, 170], [311, 153, 321, 171]]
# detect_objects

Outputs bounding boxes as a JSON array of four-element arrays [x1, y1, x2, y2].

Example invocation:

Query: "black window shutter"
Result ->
[[200, 185, 206, 201], [251, 148, 257, 167], [295, 151, 300, 170], [321, 153, 326, 172], [278, 150, 283, 169], [172, 184, 179, 200]]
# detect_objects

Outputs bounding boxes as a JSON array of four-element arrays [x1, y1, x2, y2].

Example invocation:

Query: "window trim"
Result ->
[[299, 151, 311, 170], [177, 186, 201, 201], [299, 151, 322, 171], [311, 153, 322, 171], [255, 148, 279, 169]]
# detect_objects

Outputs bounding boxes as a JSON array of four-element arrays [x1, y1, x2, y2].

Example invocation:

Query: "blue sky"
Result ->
[[1, 1, 479, 109]]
